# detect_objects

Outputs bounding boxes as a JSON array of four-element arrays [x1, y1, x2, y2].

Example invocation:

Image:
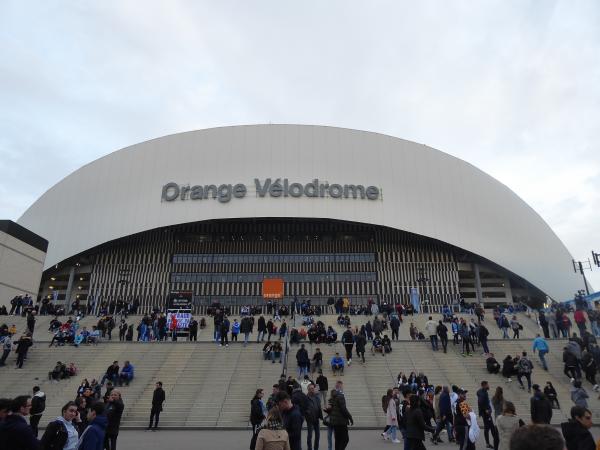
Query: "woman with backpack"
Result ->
[[40, 401, 80, 450]]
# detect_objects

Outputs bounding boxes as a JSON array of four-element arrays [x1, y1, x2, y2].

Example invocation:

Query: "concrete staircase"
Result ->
[[1, 311, 598, 429]]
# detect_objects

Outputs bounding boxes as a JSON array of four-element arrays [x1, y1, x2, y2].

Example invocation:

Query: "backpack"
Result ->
[[43, 419, 68, 450], [518, 358, 532, 374]]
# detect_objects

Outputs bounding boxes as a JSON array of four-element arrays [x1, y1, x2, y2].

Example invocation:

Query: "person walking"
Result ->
[[316, 371, 328, 406], [496, 401, 523, 450], [325, 384, 353, 450], [148, 381, 165, 431], [530, 384, 552, 424], [437, 320, 449, 353], [305, 383, 322, 450], [425, 316, 439, 351], [257, 316, 267, 342], [0, 395, 39, 449], [0, 333, 12, 366], [384, 389, 400, 443], [104, 389, 124, 450], [406, 394, 435, 450], [15, 333, 33, 369], [354, 333, 366, 364], [40, 401, 81, 450], [477, 381, 498, 450], [250, 389, 267, 450], [276, 392, 303, 450], [532, 334, 549, 371], [390, 315, 400, 341], [517, 352, 533, 392], [341, 327, 354, 365], [254, 408, 290, 450], [30, 386, 46, 437]]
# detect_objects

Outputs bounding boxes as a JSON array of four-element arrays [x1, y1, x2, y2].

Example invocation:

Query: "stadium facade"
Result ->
[[15, 125, 581, 312]]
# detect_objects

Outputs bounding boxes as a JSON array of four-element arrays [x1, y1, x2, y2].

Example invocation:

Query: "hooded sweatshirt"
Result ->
[[78, 415, 108, 450], [571, 386, 589, 408]]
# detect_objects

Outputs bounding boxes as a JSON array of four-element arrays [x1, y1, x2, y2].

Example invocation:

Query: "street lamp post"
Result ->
[[417, 266, 430, 314], [572, 259, 592, 296]]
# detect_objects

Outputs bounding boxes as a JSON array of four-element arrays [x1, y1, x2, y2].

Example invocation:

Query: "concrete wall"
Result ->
[[17, 124, 581, 300], [0, 229, 46, 308]]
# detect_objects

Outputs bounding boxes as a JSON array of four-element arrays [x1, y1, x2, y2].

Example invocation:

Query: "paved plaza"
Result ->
[[115, 427, 600, 450]]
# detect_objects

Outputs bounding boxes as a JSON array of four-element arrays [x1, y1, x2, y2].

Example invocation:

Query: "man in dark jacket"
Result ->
[[341, 326, 354, 365], [390, 316, 401, 340], [326, 383, 353, 450], [406, 394, 435, 449], [101, 361, 120, 386], [296, 344, 310, 377], [15, 333, 33, 369], [105, 390, 124, 449], [563, 347, 581, 380], [0, 395, 39, 450], [433, 386, 454, 443], [486, 353, 501, 374], [257, 316, 267, 342], [250, 389, 266, 450], [188, 317, 198, 342], [29, 386, 46, 437], [530, 384, 553, 424], [561, 405, 595, 450], [477, 381, 498, 449], [305, 383, 323, 450], [148, 381, 166, 430], [277, 392, 304, 450], [79, 402, 107, 450]]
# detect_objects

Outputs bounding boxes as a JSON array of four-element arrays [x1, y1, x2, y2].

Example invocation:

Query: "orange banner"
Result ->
[[263, 278, 284, 299]]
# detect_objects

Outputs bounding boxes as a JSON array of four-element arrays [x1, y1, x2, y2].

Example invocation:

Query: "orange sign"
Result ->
[[263, 278, 284, 299]]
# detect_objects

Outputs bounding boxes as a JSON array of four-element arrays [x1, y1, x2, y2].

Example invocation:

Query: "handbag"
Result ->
[[322, 415, 332, 427]]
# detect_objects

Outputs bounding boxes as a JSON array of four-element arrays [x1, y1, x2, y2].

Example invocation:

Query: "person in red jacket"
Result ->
[[574, 309, 587, 334]]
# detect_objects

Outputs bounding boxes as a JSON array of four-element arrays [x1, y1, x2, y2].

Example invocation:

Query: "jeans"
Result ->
[[538, 350, 548, 370], [592, 321, 600, 338], [257, 330, 265, 342], [0, 349, 9, 365], [440, 336, 448, 353], [502, 328, 509, 339], [244, 332, 250, 345], [481, 338, 489, 354], [434, 416, 453, 440], [327, 426, 334, 450], [549, 323, 558, 338], [386, 424, 397, 440], [307, 420, 320, 450], [149, 409, 161, 428], [430, 335, 438, 351]]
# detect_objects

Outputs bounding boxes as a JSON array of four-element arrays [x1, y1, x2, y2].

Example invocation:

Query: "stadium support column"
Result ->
[[473, 263, 483, 305], [64, 267, 75, 313]]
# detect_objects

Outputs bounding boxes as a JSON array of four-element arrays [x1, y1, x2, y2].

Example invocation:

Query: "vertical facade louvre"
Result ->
[[57, 219, 490, 314]]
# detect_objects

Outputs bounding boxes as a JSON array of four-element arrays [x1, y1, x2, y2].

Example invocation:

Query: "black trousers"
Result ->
[[344, 344, 353, 361], [407, 438, 426, 450], [104, 433, 118, 450], [482, 413, 499, 449], [30, 414, 42, 437], [16, 352, 26, 368], [333, 425, 349, 450], [221, 333, 228, 345], [440, 335, 448, 353], [391, 329, 399, 340], [149, 408, 161, 428]]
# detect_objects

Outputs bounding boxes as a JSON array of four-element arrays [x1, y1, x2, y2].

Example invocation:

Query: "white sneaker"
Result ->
[[392, 439, 401, 443], [381, 432, 388, 440], [594, 385, 599, 392], [570, 378, 575, 383], [348, 360, 351, 366], [507, 378, 512, 383]]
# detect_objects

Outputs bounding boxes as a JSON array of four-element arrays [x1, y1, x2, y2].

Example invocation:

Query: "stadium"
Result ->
[[14, 124, 581, 312]]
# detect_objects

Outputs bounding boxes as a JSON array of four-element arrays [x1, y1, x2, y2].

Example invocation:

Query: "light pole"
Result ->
[[572, 259, 592, 296], [593, 251, 600, 268], [417, 266, 430, 314]]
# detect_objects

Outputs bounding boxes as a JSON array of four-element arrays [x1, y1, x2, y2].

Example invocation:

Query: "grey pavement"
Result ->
[[115, 427, 600, 450]]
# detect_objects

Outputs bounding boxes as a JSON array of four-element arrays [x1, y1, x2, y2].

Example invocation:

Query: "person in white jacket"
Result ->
[[425, 316, 439, 351], [384, 391, 401, 443]]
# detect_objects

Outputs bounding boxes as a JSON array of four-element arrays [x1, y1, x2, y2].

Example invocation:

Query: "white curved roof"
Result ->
[[18, 124, 580, 299]]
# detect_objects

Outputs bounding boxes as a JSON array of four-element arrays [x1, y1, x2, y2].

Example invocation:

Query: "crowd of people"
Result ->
[[0, 361, 167, 450]]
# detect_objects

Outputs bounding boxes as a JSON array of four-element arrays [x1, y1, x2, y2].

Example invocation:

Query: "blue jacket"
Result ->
[[439, 391, 452, 418], [532, 337, 549, 352], [331, 356, 344, 367], [0, 414, 39, 450], [79, 415, 108, 450], [121, 363, 135, 378]]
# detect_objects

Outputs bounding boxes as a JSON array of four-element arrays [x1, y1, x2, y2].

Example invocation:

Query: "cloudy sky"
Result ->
[[1, 1, 598, 292]]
